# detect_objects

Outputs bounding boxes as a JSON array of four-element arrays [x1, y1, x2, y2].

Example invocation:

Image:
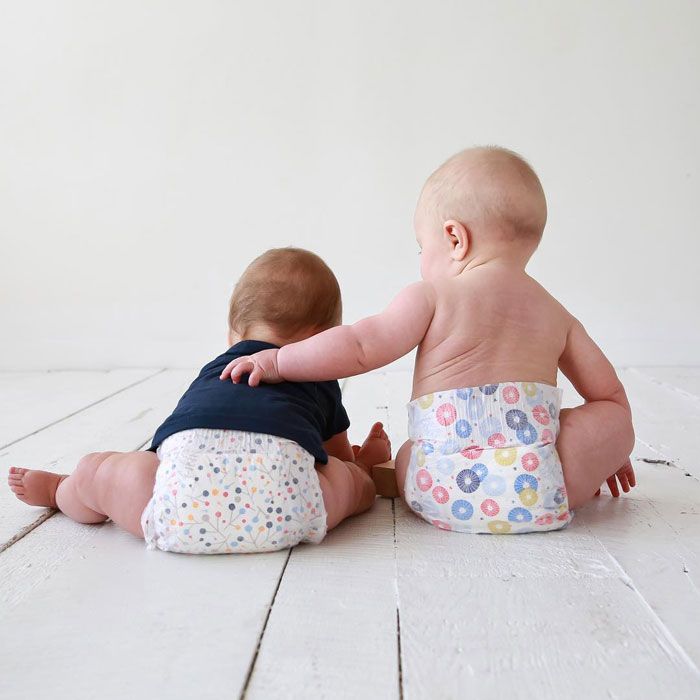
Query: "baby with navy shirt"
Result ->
[[8, 248, 390, 553]]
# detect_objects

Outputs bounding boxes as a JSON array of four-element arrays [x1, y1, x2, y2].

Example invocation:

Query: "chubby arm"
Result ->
[[221, 281, 436, 385], [559, 319, 636, 497], [279, 281, 435, 381], [559, 319, 630, 411]]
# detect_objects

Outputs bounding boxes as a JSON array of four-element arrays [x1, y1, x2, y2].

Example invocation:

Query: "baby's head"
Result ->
[[228, 247, 342, 346], [415, 146, 547, 279]]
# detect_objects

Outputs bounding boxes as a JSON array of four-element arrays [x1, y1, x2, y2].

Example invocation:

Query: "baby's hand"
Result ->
[[596, 459, 637, 498], [219, 349, 281, 386]]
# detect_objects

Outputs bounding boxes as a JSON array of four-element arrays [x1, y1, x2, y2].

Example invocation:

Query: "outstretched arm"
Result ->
[[278, 281, 435, 381], [221, 281, 435, 384]]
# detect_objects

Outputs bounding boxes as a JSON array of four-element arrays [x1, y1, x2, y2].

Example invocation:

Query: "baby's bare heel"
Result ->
[[371, 460, 399, 498]]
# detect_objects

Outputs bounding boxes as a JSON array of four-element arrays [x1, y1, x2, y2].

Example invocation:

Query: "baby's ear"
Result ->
[[444, 220, 469, 261]]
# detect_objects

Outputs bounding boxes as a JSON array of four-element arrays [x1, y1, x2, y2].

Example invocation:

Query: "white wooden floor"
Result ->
[[1, 367, 699, 699]]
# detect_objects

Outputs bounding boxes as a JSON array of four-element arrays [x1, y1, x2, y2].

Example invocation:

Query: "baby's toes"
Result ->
[[9, 479, 25, 494], [368, 422, 384, 438]]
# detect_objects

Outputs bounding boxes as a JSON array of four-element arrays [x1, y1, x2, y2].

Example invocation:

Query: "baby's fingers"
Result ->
[[248, 365, 265, 387], [229, 359, 255, 384], [619, 473, 631, 493], [607, 475, 620, 498], [219, 359, 240, 380]]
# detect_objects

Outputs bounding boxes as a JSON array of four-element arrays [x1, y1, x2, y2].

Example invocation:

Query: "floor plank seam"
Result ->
[[391, 498, 404, 700], [239, 546, 293, 699], [633, 440, 700, 483], [0, 368, 165, 451], [136, 436, 154, 451], [0, 433, 158, 554], [0, 508, 56, 554], [591, 528, 700, 679]]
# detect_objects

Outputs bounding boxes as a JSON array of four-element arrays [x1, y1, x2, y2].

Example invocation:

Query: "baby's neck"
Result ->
[[230, 325, 316, 348], [460, 253, 529, 274]]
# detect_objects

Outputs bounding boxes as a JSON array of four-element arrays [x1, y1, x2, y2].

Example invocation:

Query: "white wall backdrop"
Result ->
[[1, 0, 698, 370]]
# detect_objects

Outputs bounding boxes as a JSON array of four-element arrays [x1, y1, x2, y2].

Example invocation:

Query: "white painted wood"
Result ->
[[0, 369, 157, 447], [246, 498, 399, 699], [633, 366, 700, 403], [394, 498, 700, 699], [618, 368, 700, 477], [342, 369, 412, 464], [578, 449, 700, 668], [0, 515, 289, 699], [342, 371, 390, 447], [2, 367, 699, 699], [384, 370, 412, 447], [534, 370, 700, 671], [0, 369, 194, 549]]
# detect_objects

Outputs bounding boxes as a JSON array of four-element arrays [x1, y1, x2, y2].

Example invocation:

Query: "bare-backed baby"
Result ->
[[222, 147, 636, 534], [8, 248, 389, 552]]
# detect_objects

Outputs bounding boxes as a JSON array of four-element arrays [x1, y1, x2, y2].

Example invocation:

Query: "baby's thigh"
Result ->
[[557, 402, 634, 508], [316, 457, 357, 530], [96, 451, 159, 538]]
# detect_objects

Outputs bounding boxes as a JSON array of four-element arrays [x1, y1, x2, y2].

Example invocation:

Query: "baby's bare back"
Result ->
[[412, 265, 573, 399]]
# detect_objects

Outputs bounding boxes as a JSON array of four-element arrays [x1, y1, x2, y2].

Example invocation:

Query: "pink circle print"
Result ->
[[436, 403, 457, 426], [521, 453, 540, 472], [532, 405, 550, 425], [488, 432, 506, 448], [461, 445, 483, 460], [502, 385, 520, 404], [541, 428, 554, 444], [480, 499, 500, 517], [416, 469, 433, 492], [432, 486, 450, 504]]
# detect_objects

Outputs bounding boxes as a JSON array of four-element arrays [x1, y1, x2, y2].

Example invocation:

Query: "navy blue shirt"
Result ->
[[149, 341, 350, 463]]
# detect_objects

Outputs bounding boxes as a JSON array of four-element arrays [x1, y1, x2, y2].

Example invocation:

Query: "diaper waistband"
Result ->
[[157, 428, 303, 458], [408, 382, 562, 450]]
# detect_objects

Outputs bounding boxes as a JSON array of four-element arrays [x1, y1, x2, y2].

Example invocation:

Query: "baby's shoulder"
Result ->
[[518, 275, 578, 336]]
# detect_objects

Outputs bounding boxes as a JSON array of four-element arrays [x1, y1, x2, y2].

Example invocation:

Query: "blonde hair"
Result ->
[[420, 146, 547, 243], [228, 247, 342, 337]]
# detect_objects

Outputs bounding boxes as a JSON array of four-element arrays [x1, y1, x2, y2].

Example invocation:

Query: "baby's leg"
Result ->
[[58, 451, 158, 537], [316, 428, 389, 530], [316, 458, 376, 530], [8, 451, 158, 538], [557, 401, 635, 509]]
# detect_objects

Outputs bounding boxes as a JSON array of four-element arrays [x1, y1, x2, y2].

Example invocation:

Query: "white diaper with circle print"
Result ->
[[404, 382, 572, 534]]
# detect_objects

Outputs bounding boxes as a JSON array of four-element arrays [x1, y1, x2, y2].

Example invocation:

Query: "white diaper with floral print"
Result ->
[[404, 382, 572, 534], [141, 428, 327, 553]]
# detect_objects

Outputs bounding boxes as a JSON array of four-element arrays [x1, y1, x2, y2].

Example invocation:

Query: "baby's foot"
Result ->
[[7, 467, 67, 508], [355, 422, 392, 474]]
